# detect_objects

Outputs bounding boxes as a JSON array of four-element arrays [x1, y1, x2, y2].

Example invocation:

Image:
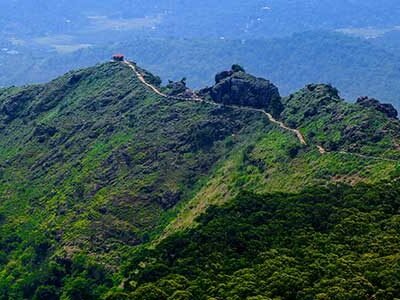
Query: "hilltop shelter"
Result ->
[[113, 54, 124, 61]]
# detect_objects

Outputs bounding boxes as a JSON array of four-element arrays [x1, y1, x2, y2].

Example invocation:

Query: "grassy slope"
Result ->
[[0, 62, 398, 298], [164, 86, 400, 236], [0, 62, 275, 298], [282, 84, 400, 158]]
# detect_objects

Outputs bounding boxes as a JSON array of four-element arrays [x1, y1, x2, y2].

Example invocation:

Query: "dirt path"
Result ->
[[338, 151, 398, 162], [123, 60, 399, 162], [317, 145, 327, 154], [124, 60, 307, 145], [264, 111, 307, 145], [125, 61, 167, 98]]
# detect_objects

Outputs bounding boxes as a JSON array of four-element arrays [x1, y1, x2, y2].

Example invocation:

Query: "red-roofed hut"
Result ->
[[112, 54, 124, 61]]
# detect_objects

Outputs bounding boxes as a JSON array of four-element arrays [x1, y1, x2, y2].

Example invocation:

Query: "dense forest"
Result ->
[[2, 0, 400, 38], [117, 181, 400, 300]]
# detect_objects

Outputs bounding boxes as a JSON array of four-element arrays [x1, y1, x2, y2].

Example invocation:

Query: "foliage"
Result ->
[[0, 61, 399, 299], [0, 62, 270, 298], [123, 182, 400, 299], [282, 83, 400, 157]]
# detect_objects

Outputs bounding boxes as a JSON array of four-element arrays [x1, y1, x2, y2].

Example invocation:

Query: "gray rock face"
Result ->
[[215, 70, 233, 84], [166, 80, 187, 96], [356, 96, 398, 119], [202, 66, 283, 116]]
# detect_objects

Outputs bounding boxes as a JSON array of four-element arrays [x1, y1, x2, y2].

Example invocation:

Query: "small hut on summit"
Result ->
[[112, 54, 125, 61]]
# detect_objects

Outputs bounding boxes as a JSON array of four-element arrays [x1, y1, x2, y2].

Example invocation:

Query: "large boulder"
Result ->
[[356, 96, 398, 119], [201, 65, 283, 116], [165, 79, 187, 96]]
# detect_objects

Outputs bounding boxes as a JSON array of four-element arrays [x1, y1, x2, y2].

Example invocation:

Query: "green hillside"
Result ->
[[121, 181, 400, 300], [0, 61, 399, 299]]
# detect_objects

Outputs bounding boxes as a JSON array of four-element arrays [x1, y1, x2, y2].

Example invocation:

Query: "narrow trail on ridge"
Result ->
[[337, 151, 398, 163], [124, 60, 307, 145], [123, 60, 399, 163]]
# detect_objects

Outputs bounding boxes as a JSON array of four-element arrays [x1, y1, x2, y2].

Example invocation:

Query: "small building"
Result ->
[[112, 54, 125, 61]]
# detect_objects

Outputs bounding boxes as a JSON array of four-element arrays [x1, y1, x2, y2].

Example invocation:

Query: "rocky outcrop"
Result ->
[[200, 65, 284, 117], [32, 124, 57, 143], [166, 80, 187, 96], [165, 78, 195, 98], [356, 96, 398, 119], [1, 87, 41, 122]]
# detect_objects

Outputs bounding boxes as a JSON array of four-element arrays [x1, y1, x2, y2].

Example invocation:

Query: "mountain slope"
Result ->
[[121, 181, 400, 300], [0, 62, 278, 298], [0, 61, 399, 299]]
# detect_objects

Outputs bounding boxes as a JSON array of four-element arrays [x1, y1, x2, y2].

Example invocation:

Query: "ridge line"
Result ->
[[122, 60, 398, 163], [123, 60, 307, 145]]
